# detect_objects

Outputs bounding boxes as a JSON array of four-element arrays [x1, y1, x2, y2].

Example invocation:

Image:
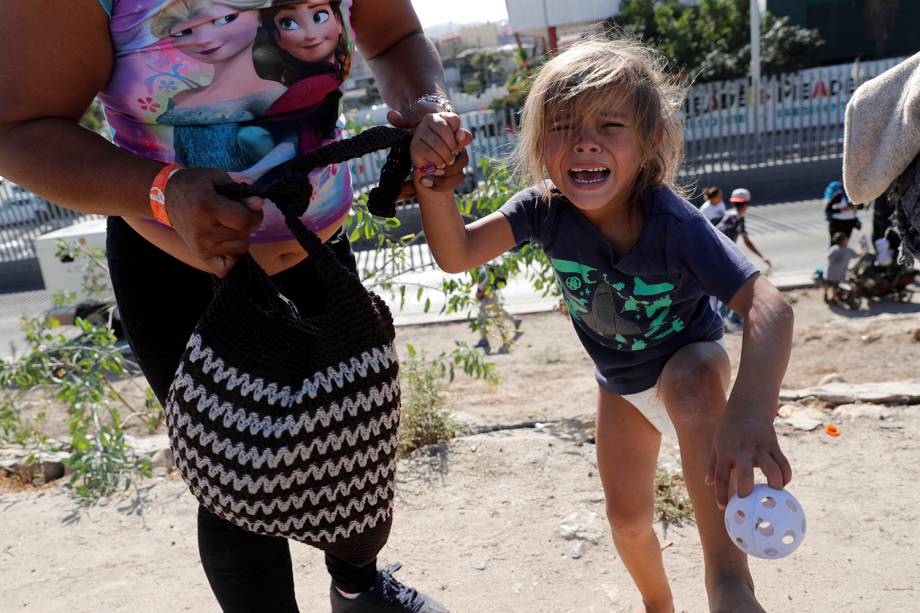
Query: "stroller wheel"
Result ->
[[836, 287, 860, 310]]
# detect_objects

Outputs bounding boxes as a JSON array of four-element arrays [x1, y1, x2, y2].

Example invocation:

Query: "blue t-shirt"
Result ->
[[500, 184, 759, 394]]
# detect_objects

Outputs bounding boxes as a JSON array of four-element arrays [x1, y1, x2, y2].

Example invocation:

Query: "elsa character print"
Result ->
[[151, 0, 287, 170]]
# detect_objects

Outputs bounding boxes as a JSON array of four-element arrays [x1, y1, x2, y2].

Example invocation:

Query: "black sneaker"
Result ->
[[329, 563, 449, 613]]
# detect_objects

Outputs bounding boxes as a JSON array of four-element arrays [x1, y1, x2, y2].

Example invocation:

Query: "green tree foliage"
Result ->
[[469, 49, 504, 91], [489, 56, 546, 111], [611, 0, 823, 82]]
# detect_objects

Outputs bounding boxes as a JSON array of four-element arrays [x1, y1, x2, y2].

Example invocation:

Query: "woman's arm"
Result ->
[[0, 2, 152, 215], [0, 1, 262, 276], [707, 274, 794, 507], [351, 0, 469, 193], [351, 0, 447, 121]]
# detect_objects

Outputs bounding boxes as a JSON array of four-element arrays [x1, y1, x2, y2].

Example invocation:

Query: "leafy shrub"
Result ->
[[397, 348, 458, 457], [0, 241, 161, 502]]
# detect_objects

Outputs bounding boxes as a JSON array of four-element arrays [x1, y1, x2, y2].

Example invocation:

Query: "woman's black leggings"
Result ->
[[106, 217, 377, 612]]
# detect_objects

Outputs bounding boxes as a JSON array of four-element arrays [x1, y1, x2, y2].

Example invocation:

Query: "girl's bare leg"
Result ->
[[658, 342, 765, 613], [596, 387, 674, 613]]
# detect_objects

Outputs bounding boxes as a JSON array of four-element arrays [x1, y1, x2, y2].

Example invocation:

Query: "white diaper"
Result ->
[[620, 338, 728, 437]]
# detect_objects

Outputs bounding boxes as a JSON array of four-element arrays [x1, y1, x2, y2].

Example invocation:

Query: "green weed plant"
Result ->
[[0, 240, 161, 502]]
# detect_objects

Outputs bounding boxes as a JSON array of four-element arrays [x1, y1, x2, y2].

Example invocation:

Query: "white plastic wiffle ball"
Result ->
[[724, 484, 806, 559]]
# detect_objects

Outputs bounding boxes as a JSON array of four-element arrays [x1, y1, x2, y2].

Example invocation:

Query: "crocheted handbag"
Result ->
[[164, 127, 413, 562]]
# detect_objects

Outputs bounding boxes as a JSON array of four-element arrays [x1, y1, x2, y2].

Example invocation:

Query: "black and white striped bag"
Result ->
[[165, 127, 412, 562]]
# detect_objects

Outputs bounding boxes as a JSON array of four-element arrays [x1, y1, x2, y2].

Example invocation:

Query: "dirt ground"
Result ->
[[2, 288, 919, 612]]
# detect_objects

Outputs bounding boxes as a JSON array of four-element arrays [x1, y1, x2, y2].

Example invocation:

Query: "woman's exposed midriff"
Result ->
[[123, 209, 350, 276]]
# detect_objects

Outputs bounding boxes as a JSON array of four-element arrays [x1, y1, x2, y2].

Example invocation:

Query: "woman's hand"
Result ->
[[389, 102, 472, 198], [164, 168, 264, 277]]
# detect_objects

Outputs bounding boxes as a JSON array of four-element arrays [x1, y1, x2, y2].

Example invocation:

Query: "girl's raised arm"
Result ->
[[409, 112, 517, 273], [415, 186, 517, 274]]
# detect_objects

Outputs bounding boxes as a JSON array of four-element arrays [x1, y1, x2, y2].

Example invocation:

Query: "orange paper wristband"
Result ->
[[149, 164, 182, 227]]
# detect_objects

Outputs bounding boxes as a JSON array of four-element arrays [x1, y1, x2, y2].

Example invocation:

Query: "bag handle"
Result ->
[[218, 124, 411, 251], [210, 126, 412, 326]]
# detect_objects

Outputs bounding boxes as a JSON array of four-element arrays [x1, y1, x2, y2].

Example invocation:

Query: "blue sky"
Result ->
[[411, 0, 509, 28]]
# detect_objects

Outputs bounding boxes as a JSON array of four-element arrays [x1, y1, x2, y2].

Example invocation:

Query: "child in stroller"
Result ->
[[842, 250, 917, 305], [818, 234, 918, 308]]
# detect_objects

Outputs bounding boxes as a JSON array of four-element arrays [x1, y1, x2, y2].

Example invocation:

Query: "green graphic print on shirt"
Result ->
[[551, 257, 686, 352]]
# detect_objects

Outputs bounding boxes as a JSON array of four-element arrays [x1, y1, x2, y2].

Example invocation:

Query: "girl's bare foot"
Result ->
[[708, 575, 766, 613]]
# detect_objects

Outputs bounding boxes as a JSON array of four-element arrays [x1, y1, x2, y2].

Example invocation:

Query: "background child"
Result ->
[[714, 189, 771, 330], [716, 188, 772, 270], [824, 231, 861, 303], [411, 37, 794, 613], [824, 180, 863, 246], [699, 186, 725, 225]]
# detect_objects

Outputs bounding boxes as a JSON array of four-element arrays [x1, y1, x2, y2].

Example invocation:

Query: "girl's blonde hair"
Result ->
[[152, 0, 267, 39], [514, 35, 686, 200]]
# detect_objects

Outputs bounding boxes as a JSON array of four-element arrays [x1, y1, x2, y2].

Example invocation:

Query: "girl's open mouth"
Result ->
[[568, 167, 610, 185]]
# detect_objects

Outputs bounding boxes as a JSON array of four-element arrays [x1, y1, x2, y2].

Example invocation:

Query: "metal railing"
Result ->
[[681, 57, 906, 177]]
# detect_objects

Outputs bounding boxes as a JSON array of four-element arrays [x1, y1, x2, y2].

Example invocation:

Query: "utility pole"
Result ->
[[541, 0, 557, 53], [750, 0, 762, 141]]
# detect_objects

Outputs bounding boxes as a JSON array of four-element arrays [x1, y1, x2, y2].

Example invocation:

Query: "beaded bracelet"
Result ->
[[412, 93, 454, 113]]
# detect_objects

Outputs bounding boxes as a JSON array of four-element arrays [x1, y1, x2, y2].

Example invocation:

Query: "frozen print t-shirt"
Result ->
[[97, 0, 356, 241], [500, 184, 759, 395]]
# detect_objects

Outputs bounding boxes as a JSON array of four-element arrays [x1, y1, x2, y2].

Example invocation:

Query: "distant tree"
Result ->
[[489, 54, 546, 112], [610, 0, 824, 82], [469, 50, 504, 92]]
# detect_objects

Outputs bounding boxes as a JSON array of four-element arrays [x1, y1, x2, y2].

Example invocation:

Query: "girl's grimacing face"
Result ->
[[274, 3, 341, 63], [543, 100, 645, 215], [168, 5, 262, 64]]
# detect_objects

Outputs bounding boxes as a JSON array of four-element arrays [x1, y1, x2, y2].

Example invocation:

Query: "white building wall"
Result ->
[[504, 0, 621, 32]]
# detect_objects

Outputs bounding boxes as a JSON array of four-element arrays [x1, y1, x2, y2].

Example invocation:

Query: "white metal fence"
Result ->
[[0, 179, 98, 264], [681, 57, 906, 173]]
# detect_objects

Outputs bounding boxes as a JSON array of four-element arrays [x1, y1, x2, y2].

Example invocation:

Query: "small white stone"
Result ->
[[783, 417, 823, 431], [151, 447, 175, 470], [558, 510, 602, 543], [833, 404, 892, 420], [571, 542, 585, 559], [558, 514, 579, 540]]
